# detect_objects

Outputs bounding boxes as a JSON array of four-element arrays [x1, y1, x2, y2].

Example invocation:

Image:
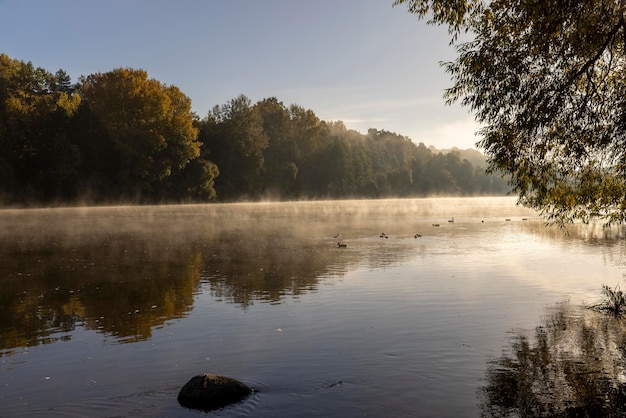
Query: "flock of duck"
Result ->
[[336, 228, 427, 248], [335, 216, 529, 248]]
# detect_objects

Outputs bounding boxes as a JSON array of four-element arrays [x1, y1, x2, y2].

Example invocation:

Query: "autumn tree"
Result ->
[[395, 0, 626, 225], [77, 68, 201, 200], [0, 54, 81, 202]]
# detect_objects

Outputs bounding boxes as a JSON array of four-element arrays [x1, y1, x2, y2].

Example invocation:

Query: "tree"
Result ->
[[0, 54, 81, 202], [254, 97, 298, 196], [395, 0, 626, 225], [198, 95, 268, 200], [288, 105, 328, 196], [77, 68, 200, 200], [167, 157, 219, 201]]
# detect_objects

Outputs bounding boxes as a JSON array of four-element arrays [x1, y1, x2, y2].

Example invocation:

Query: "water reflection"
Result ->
[[0, 233, 201, 353], [5, 199, 626, 416], [480, 302, 626, 417], [520, 220, 626, 268], [4, 199, 626, 357], [0, 204, 359, 353]]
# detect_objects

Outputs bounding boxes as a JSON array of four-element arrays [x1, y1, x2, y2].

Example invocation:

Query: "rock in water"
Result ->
[[177, 373, 252, 411]]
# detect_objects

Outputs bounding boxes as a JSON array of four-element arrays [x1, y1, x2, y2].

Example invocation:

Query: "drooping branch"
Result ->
[[565, 19, 623, 89]]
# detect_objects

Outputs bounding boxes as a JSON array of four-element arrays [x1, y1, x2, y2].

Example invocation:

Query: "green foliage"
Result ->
[[167, 158, 219, 201], [197, 95, 268, 200], [196, 100, 509, 200], [397, 0, 626, 225], [0, 53, 508, 205]]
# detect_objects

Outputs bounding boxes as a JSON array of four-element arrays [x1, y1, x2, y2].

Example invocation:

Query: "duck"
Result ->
[[337, 242, 347, 248], [432, 223, 440, 227], [448, 217, 455, 223], [333, 233, 340, 238], [414, 233, 422, 238], [379, 232, 388, 238]]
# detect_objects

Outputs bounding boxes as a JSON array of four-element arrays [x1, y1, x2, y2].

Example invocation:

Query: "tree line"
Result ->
[[0, 53, 509, 206]]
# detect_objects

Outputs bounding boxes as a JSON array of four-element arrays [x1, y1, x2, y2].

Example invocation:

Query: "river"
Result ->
[[1, 197, 625, 417]]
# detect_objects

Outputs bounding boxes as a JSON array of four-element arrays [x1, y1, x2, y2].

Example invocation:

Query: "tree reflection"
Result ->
[[480, 302, 626, 417], [200, 228, 342, 307], [0, 206, 357, 354], [521, 221, 626, 267], [0, 234, 201, 353]]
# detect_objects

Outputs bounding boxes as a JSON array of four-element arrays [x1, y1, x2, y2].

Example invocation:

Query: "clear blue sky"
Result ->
[[0, 0, 480, 149]]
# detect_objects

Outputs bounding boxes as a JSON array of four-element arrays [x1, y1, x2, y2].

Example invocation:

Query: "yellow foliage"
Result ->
[[5, 96, 31, 114], [79, 68, 201, 180], [55, 92, 81, 116]]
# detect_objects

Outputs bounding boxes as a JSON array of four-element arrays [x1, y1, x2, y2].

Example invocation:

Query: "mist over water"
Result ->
[[1, 197, 625, 417]]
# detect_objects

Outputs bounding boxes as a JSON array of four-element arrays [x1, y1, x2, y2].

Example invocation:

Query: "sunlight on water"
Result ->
[[1, 197, 626, 417]]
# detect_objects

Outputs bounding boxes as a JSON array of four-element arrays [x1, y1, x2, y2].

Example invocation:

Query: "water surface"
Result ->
[[1, 197, 625, 417]]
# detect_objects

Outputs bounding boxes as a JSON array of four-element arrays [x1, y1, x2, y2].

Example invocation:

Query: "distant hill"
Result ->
[[428, 146, 488, 169]]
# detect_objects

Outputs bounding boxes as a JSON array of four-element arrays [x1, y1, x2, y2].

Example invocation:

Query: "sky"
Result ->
[[0, 0, 481, 150]]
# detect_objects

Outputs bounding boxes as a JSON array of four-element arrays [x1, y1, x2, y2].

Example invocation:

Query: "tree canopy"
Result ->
[[78, 68, 203, 200], [195, 96, 508, 201], [0, 54, 82, 201], [0, 53, 508, 206], [395, 0, 626, 225]]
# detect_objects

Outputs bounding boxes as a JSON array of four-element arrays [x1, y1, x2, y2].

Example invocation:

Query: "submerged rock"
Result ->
[[177, 373, 252, 411]]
